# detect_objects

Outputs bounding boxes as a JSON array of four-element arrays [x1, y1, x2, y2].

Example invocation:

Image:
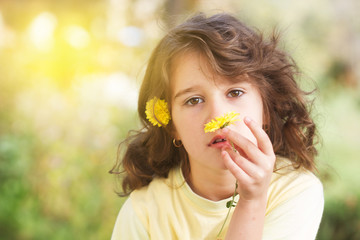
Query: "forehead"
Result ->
[[169, 50, 251, 95]]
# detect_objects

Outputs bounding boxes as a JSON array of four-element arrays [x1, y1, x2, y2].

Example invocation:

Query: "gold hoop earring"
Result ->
[[172, 139, 182, 148]]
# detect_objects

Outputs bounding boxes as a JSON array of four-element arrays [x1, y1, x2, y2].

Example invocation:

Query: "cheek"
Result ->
[[171, 117, 182, 139], [171, 104, 183, 128], [172, 110, 203, 143], [171, 110, 190, 141]]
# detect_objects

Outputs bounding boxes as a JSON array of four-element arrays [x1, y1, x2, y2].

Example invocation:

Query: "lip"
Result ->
[[208, 135, 231, 148]]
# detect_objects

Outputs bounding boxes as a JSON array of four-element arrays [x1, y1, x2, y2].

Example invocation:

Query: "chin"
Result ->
[[214, 159, 228, 171]]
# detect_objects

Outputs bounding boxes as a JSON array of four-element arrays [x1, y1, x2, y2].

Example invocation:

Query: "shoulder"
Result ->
[[267, 156, 323, 213], [131, 168, 178, 202], [128, 167, 182, 222], [111, 198, 150, 240], [263, 157, 324, 239], [271, 156, 323, 191], [112, 168, 181, 239]]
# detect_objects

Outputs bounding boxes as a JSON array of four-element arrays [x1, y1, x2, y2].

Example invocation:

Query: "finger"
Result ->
[[243, 117, 274, 157], [224, 147, 261, 179], [225, 140, 248, 159], [221, 149, 251, 184], [222, 128, 263, 163]]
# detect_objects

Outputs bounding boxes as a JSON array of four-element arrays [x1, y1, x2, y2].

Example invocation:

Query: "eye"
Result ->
[[185, 97, 204, 105], [227, 89, 244, 98]]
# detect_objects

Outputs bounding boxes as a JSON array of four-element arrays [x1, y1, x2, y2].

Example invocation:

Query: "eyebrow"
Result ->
[[173, 86, 201, 100]]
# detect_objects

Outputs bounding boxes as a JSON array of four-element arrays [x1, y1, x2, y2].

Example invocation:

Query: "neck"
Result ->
[[183, 163, 236, 201]]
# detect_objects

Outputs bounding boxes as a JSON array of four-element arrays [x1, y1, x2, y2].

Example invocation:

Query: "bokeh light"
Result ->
[[28, 12, 57, 51]]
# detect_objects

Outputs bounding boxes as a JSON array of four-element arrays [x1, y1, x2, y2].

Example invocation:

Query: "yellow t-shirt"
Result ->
[[111, 157, 324, 240]]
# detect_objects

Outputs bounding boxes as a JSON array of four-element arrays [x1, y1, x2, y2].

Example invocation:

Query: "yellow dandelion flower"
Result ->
[[145, 97, 171, 127], [204, 111, 240, 133], [204, 119, 220, 133]]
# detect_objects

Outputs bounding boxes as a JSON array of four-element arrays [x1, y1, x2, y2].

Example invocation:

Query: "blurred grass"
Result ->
[[0, 0, 359, 239]]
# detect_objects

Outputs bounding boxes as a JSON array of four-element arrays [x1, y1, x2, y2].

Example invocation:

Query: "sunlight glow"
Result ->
[[117, 26, 144, 47], [28, 12, 57, 51], [64, 25, 91, 49]]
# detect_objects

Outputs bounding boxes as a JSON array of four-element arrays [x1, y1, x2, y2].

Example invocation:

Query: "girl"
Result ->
[[110, 13, 324, 240]]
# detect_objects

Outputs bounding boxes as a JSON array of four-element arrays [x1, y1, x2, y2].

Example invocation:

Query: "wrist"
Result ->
[[237, 194, 267, 210], [226, 194, 267, 240]]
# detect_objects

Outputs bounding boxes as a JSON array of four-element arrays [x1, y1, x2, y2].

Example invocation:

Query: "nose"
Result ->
[[206, 95, 230, 122]]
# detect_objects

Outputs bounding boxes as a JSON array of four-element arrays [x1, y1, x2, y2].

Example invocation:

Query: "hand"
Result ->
[[221, 116, 276, 201]]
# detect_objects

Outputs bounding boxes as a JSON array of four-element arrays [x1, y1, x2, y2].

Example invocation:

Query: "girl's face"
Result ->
[[171, 51, 264, 171]]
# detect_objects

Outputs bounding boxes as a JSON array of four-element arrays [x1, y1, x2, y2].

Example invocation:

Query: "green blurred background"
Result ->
[[0, 0, 359, 239]]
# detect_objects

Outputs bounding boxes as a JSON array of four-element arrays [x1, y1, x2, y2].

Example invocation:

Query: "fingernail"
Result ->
[[244, 116, 252, 124]]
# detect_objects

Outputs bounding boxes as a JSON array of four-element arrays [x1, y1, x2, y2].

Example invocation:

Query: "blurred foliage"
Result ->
[[0, 0, 359, 239], [318, 195, 360, 239]]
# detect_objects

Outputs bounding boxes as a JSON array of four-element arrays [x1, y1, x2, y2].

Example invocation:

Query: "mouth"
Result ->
[[213, 138, 226, 144], [208, 135, 228, 147]]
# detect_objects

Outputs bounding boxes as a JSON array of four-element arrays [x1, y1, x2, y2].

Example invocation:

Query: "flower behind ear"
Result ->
[[145, 97, 171, 127]]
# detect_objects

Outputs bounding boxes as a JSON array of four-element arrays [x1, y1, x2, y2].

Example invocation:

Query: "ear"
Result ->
[[170, 122, 181, 140], [173, 130, 181, 141]]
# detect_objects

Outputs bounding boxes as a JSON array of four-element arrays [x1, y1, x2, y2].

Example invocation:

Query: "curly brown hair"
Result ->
[[110, 12, 318, 196]]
